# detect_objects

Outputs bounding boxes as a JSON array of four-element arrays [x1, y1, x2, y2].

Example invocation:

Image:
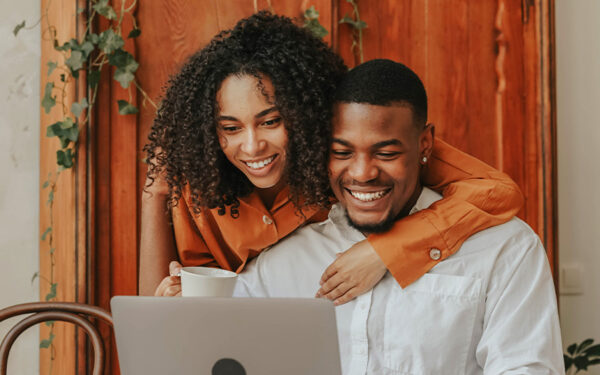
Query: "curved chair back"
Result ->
[[0, 302, 113, 375]]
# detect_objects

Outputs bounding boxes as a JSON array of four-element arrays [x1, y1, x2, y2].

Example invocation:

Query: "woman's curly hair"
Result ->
[[144, 11, 348, 217]]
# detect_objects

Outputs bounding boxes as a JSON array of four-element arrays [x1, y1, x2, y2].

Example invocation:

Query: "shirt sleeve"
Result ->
[[171, 196, 220, 268], [367, 139, 524, 287], [475, 231, 563, 373]]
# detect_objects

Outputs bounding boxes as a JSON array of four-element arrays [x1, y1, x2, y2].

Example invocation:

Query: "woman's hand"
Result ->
[[154, 261, 183, 296], [316, 240, 387, 305]]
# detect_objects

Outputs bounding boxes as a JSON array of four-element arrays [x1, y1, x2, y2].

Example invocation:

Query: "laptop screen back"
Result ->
[[111, 296, 342, 375]]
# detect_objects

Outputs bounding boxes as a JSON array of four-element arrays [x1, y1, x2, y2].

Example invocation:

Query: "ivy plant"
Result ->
[[15, 1, 154, 373]]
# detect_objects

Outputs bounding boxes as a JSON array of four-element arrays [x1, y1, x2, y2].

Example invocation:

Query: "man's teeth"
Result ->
[[245, 156, 275, 169], [350, 190, 388, 202]]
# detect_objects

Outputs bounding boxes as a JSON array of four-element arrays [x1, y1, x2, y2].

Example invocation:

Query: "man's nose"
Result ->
[[347, 155, 379, 182], [240, 128, 266, 155]]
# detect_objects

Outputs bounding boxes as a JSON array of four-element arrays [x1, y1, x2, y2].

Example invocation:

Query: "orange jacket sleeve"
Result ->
[[368, 139, 524, 287]]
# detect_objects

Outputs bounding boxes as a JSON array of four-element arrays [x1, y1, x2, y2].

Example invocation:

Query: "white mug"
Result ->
[[179, 266, 238, 297]]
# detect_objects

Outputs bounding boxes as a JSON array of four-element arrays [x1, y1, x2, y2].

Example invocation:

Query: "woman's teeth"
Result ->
[[244, 156, 275, 169], [350, 189, 389, 202]]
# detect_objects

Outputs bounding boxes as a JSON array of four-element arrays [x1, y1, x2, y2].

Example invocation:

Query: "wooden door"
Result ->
[[39, 1, 555, 374]]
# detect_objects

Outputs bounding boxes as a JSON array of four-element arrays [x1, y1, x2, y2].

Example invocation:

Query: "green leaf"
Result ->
[[128, 28, 141, 38], [80, 41, 95, 58], [87, 33, 100, 45], [57, 148, 75, 169], [40, 332, 55, 349], [304, 19, 328, 38], [355, 20, 367, 29], [576, 339, 595, 354], [114, 70, 135, 88], [47, 118, 79, 148], [45, 320, 55, 327], [13, 21, 26, 36], [585, 344, 600, 357], [568, 343, 578, 355], [117, 100, 139, 115], [47, 190, 54, 205], [93, 0, 117, 20], [65, 50, 85, 73], [339, 15, 367, 30], [41, 82, 56, 114], [41, 227, 52, 241], [77, 7, 85, 14], [99, 29, 124, 54], [71, 98, 89, 117], [109, 49, 139, 88], [55, 38, 79, 52], [42, 180, 50, 189], [47, 61, 57, 76], [88, 70, 101, 88], [574, 356, 589, 371], [31, 272, 39, 284], [339, 15, 354, 24], [564, 355, 573, 370]]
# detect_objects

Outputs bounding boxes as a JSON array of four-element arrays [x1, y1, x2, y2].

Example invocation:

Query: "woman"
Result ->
[[139, 12, 522, 302]]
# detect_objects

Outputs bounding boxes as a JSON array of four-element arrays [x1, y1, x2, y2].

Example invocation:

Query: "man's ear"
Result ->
[[419, 123, 435, 161]]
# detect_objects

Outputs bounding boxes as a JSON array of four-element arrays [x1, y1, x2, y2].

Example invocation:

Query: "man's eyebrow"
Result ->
[[217, 107, 278, 122], [332, 138, 352, 147], [372, 139, 403, 149]]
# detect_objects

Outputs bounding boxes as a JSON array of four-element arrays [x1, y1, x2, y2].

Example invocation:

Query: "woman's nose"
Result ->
[[240, 128, 266, 155]]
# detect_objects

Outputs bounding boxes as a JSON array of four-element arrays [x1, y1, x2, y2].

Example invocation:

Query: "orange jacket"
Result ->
[[172, 139, 523, 287]]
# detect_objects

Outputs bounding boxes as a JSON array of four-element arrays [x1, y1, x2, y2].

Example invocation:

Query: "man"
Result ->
[[234, 59, 563, 374]]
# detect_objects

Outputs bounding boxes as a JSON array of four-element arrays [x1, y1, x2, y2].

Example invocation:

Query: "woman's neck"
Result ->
[[256, 179, 287, 210]]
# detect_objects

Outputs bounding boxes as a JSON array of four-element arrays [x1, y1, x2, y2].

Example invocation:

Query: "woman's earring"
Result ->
[[421, 156, 428, 164]]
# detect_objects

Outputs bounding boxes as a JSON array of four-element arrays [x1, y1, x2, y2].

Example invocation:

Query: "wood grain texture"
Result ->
[[39, 0, 84, 374]]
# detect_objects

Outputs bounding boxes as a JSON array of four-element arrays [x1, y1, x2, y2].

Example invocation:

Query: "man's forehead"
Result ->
[[332, 102, 416, 137]]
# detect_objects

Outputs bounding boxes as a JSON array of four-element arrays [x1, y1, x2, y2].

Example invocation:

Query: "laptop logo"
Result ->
[[212, 358, 246, 375]]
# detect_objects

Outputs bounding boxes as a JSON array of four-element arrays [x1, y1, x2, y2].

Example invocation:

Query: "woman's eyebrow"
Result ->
[[216, 115, 238, 121], [255, 106, 278, 119]]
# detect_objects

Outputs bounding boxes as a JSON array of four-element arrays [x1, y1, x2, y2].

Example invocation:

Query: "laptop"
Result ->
[[111, 296, 342, 375]]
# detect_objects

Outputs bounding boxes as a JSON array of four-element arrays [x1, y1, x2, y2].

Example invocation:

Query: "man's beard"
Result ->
[[344, 210, 398, 234]]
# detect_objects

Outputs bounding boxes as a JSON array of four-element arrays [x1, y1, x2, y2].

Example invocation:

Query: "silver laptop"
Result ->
[[111, 296, 342, 375]]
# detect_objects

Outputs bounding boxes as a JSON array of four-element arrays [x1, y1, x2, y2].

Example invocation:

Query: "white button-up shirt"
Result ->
[[234, 188, 564, 374]]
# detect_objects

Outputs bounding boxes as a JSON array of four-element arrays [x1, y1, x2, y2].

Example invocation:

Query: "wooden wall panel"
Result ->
[[334, 0, 557, 272], [39, 0, 89, 374]]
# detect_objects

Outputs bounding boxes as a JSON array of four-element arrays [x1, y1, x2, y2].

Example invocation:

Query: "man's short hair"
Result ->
[[334, 59, 428, 127]]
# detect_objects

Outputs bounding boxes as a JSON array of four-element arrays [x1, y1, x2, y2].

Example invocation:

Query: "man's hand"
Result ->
[[316, 240, 387, 305], [154, 261, 183, 296]]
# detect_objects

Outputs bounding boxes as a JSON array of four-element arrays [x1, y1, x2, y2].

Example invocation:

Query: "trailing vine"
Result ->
[[15, 0, 154, 373], [339, 0, 367, 65], [303, 1, 367, 66]]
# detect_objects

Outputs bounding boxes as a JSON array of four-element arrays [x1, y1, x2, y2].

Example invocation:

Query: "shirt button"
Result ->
[[430, 248, 442, 261], [262, 215, 273, 225]]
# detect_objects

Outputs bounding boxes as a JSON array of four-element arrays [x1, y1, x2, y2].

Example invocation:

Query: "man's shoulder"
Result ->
[[459, 216, 544, 259]]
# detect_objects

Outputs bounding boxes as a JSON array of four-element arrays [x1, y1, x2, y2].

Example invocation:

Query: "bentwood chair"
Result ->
[[0, 302, 113, 375]]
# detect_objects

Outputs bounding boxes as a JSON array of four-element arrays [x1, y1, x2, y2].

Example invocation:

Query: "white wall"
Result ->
[[557, 1, 600, 374], [0, 1, 40, 374]]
